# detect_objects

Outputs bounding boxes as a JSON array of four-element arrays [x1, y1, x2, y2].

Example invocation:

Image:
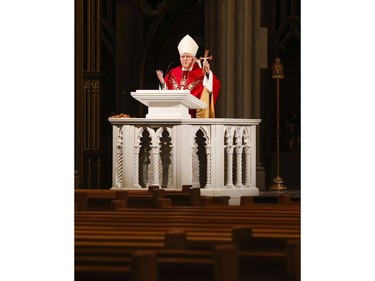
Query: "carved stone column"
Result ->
[[75, 0, 104, 189], [206, 0, 267, 189]]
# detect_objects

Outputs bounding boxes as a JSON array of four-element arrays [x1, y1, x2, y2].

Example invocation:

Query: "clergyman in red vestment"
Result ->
[[156, 34, 220, 118]]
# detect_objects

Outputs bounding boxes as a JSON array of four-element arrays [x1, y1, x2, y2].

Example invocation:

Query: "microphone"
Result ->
[[158, 61, 174, 89], [165, 61, 174, 75]]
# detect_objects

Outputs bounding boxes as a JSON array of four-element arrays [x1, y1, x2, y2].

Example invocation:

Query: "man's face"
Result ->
[[180, 53, 195, 69]]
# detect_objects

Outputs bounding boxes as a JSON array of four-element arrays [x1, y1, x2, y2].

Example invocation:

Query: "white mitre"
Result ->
[[177, 35, 199, 57]]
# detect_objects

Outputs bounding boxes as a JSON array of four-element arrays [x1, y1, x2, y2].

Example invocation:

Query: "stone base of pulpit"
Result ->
[[109, 117, 261, 205], [200, 187, 259, 205]]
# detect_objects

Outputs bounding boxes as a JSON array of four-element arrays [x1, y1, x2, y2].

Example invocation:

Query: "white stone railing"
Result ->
[[109, 117, 261, 204]]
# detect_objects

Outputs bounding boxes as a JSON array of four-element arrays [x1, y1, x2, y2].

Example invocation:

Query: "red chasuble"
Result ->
[[164, 62, 220, 117]]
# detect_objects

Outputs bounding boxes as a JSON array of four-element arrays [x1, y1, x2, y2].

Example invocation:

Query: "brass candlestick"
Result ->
[[270, 57, 287, 190]]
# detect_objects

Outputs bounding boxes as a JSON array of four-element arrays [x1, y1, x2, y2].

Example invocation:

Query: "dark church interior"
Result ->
[[74, 0, 301, 280]]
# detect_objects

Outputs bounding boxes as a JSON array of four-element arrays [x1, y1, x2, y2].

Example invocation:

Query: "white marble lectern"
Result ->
[[131, 90, 206, 119], [109, 89, 261, 204]]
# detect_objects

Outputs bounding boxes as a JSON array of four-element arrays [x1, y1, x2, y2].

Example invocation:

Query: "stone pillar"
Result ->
[[206, 0, 267, 189]]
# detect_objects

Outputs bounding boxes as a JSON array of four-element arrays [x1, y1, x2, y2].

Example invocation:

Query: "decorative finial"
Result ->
[[272, 57, 284, 79]]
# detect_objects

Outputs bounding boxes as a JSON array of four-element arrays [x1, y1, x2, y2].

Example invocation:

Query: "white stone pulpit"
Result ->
[[131, 90, 207, 119], [109, 90, 261, 205]]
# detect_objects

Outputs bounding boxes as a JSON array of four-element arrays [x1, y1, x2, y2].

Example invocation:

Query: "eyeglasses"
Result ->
[[180, 55, 193, 59]]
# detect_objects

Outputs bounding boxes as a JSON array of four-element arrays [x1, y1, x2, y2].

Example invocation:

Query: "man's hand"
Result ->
[[156, 70, 165, 84]]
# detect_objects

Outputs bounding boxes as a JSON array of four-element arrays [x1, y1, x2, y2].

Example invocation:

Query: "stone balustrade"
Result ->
[[109, 117, 261, 204]]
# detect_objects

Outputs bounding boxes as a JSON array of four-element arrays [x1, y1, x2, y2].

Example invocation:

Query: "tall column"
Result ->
[[251, 0, 268, 190], [206, 0, 267, 189]]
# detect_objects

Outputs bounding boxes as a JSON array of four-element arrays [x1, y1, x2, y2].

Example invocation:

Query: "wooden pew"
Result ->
[[75, 186, 205, 210], [75, 201, 300, 281], [241, 193, 300, 205], [75, 250, 158, 281], [76, 243, 239, 281], [75, 205, 300, 241], [75, 188, 156, 211], [75, 219, 299, 243], [75, 188, 299, 212], [75, 228, 298, 281]]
